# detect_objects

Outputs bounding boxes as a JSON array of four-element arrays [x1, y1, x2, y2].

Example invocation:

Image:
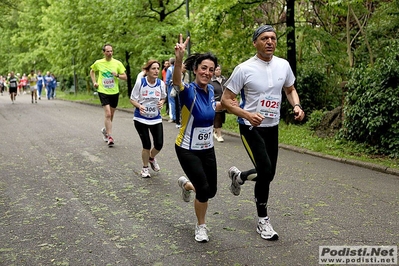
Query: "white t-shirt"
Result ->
[[224, 55, 295, 127], [130, 77, 167, 125]]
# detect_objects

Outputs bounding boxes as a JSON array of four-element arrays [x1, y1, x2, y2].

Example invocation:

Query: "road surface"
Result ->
[[0, 94, 398, 265]]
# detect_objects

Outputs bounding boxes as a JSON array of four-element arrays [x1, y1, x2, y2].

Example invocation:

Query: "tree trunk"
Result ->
[[346, 5, 354, 67], [125, 50, 132, 97], [286, 0, 297, 77]]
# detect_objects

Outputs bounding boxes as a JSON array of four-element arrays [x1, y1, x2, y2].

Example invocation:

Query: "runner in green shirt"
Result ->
[[90, 44, 127, 147]]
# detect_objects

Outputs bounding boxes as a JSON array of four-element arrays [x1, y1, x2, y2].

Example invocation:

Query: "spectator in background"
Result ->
[[20, 74, 28, 95], [51, 73, 57, 99], [182, 63, 190, 83], [209, 65, 227, 142], [165, 57, 176, 123], [44, 71, 54, 100], [0, 75, 5, 96], [162, 60, 170, 115], [161, 60, 170, 83], [173, 63, 190, 129], [135, 68, 145, 82], [27, 70, 38, 103], [37, 71, 44, 100], [16, 73, 22, 95]]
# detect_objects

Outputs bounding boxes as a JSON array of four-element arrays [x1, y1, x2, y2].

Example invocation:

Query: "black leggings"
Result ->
[[175, 94, 181, 125], [239, 124, 279, 217], [175, 145, 217, 203], [134, 121, 164, 151]]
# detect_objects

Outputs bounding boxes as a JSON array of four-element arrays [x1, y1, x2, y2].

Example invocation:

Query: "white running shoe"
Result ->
[[213, 132, 218, 140], [149, 158, 160, 172], [228, 166, 242, 196], [141, 167, 151, 178], [214, 133, 224, 142], [256, 219, 279, 240], [177, 176, 191, 202], [107, 136, 114, 147], [195, 224, 209, 243], [101, 127, 108, 142]]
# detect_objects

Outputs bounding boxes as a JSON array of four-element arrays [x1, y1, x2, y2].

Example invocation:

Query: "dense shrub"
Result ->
[[342, 42, 399, 157], [306, 109, 327, 130], [281, 66, 342, 123]]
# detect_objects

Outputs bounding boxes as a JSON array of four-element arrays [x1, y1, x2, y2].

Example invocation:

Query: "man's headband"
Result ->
[[252, 25, 276, 42]]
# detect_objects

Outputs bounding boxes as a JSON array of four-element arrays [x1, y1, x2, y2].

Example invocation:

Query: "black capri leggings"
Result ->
[[134, 120, 164, 151], [175, 145, 217, 203]]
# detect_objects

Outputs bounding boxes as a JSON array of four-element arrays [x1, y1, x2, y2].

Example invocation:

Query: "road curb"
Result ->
[[221, 128, 399, 178], [66, 100, 399, 178]]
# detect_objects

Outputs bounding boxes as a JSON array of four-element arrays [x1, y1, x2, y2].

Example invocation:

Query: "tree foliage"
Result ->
[[343, 40, 399, 157], [0, 0, 398, 155]]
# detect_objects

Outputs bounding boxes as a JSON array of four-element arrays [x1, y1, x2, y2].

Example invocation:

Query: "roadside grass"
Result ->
[[58, 91, 399, 170]]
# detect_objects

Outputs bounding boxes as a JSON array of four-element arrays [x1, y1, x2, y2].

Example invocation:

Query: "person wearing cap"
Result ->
[[221, 25, 305, 241]]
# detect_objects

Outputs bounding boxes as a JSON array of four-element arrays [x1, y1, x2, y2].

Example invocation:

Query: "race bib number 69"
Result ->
[[191, 126, 214, 150]]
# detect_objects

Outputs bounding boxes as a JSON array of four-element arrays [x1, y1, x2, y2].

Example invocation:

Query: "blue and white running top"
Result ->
[[130, 77, 167, 125], [175, 82, 217, 150]]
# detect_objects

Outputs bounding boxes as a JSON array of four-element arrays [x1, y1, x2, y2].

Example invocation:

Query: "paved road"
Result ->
[[1, 94, 398, 266]]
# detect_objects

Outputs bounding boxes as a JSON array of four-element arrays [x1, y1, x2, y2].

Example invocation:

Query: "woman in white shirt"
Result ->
[[130, 60, 167, 178]]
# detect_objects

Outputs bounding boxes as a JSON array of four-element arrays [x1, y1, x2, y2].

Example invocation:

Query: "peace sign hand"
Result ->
[[174, 34, 190, 60]]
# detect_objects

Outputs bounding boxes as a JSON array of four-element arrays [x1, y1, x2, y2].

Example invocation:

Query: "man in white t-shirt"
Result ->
[[221, 25, 305, 241]]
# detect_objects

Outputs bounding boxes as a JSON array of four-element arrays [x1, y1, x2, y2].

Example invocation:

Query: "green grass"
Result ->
[[58, 91, 399, 170], [60, 91, 133, 108]]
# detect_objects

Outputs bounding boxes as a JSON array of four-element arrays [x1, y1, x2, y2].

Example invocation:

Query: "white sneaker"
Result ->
[[177, 176, 191, 202], [257, 219, 279, 240], [228, 166, 242, 196], [195, 224, 209, 243], [141, 167, 151, 178], [149, 158, 160, 172], [101, 127, 108, 142], [214, 133, 224, 142]]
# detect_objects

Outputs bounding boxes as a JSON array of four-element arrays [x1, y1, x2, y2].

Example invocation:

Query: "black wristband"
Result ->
[[294, 103, 303, 110], [116, 74, 119, 78]]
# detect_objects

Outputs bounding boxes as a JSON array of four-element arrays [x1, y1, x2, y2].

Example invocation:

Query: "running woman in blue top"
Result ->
[[130, 60, 166, 178], [172, 34, 235, 243]]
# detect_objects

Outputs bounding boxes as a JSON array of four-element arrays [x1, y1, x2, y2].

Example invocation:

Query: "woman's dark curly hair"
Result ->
[[184, 52, 218, 74]]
